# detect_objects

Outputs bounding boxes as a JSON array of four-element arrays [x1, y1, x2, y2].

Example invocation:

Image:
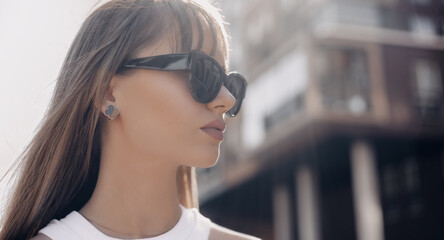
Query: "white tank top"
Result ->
[[38, 205, 211, 240]]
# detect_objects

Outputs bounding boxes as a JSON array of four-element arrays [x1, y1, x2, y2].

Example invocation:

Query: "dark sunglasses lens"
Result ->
[[225, 73, 247, 117], [190, 57, 222, 103]]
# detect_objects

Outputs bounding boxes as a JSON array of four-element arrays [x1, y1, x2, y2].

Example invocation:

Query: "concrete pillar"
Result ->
[[272, 184, 293, 240], [350, 140, 384, 240], [296, 165, 320, 240]]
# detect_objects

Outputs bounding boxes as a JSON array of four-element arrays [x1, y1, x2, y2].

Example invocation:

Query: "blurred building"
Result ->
[[198, 0, 444, 240]]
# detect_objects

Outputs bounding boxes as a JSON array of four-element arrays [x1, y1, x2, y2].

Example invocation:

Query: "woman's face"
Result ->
[[105, 30, 235, 168]]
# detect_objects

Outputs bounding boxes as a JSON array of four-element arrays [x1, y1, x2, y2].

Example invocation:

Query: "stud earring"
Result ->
[[104, 104, 119, 120]]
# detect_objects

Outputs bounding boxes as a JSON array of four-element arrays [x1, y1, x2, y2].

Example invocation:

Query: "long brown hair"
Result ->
[[0, 0, 229, 239]]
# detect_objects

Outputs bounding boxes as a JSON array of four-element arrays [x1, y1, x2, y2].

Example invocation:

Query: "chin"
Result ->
[[185, 144, 220, 168], [203, 157, 219, 168], [192, 156, 219, 168], [188, 152, 220, 168]]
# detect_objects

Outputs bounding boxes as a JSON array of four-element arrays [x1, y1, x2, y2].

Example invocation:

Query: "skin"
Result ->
[[32, 12, 259, 240]]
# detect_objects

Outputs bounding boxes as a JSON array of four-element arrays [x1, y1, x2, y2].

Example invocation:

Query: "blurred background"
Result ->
[[197, 0, 444, 240], [0, 0, 443, 240]]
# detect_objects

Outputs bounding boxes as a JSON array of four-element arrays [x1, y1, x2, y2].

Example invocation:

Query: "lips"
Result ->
[[201, 119, 226, 141], [201, 119, 226, 132]]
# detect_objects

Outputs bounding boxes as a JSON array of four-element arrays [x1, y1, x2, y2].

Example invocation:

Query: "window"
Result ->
[[403, 158, 422, 217], [382, 158, 423, 224], [410, 16, 436, 35], [382, 164, 401, 223], [317, 46, 371, 114], [264, 93, 304, 131], [411, 59, 443, 122]]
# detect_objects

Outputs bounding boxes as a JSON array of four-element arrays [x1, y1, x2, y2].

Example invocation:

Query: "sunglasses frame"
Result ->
[[118, 51, 247, 117]]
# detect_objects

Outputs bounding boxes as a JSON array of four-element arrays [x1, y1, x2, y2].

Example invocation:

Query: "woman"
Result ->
[[0, 0, 257, 239]]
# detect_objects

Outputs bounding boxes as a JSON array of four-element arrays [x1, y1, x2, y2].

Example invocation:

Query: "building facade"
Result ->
[[198, 0, 444, 239]]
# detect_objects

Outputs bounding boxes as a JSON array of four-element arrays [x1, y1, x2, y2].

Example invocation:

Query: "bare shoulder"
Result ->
[[209, 223, 261, 240], [30, 233, 52, 240]]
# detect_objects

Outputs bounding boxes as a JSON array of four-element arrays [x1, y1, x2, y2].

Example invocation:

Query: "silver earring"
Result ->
[[104, 104, 119, 120]]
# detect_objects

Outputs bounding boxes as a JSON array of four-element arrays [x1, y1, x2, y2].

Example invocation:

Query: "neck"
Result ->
[[79, 130, 182, 238]]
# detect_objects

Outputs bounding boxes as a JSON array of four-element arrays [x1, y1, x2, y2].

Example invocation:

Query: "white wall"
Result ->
[[0, 0, 99, 212]]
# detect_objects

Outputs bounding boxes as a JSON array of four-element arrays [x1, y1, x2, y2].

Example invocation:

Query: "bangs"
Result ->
[[163, 0, 230, 69]]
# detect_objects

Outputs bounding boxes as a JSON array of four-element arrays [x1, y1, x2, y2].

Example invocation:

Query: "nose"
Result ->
[[206, 85, 236, 115]]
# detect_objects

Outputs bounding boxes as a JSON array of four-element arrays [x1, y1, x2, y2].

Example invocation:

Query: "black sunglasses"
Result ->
[[118, 51, 247, 117]]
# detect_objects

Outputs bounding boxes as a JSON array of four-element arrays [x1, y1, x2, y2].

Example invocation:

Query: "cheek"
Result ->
[[118, 72, 214, 164]]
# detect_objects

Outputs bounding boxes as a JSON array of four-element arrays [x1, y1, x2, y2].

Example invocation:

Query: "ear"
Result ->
[[101, 76, 119, 114]]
